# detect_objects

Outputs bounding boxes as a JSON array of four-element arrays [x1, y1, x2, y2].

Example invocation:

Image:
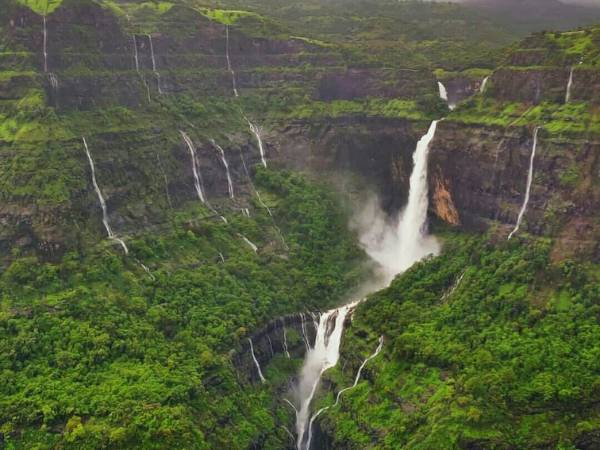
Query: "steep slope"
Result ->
[[428, 26, 600, 262]]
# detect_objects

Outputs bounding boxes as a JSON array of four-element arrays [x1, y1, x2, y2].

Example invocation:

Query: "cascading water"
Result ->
[[304, 336, 384, 450], [180, 131, 206, 203], [148, 34, 163, 94], [565, 67, 574, 103], [82, 138, 129, 255], [248, 120, 268, 168], [211, 139, 235, 199], [282, 324, 291, 358], [48, 73, 58, 90], [294, 301, 359, 450], [225, 25, 239, 97], [291, 120, 441, 449], [508, 126, 540, 240], [248, 338, 266, 383], [480, 75, 490, 94], [437, 81, 455, 110], [223, 26, 268, 169]]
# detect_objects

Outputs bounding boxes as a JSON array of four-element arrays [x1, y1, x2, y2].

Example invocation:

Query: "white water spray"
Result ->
[[180, 131, 206, 203], [248, 338, 266, 383], [82, 138, 129, 254], [565, 67, 574, 103], [148, 34, 163, 94], [508, 126, 540, 240], [211, 139, 234, 199], [225, 25, 239, 97]]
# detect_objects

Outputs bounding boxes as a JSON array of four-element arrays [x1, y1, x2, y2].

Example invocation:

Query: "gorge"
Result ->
[[0, 1, 599, 449]]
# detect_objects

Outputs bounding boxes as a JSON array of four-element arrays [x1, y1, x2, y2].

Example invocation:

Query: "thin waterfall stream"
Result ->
[[211, 139, 235, 199], [148, 34, 163, 94], [508, 126, 540, 240], [82, 138, 129, 255], [565, 67, 574, 103]]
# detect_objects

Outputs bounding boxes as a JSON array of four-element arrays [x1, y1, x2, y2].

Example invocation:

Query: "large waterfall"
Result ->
[[294, 301, 359, 450], [291, 121, 441, 450], [303, 336, 384, 450], [508, 126, 540, 240], [82, 138, 129, 254]]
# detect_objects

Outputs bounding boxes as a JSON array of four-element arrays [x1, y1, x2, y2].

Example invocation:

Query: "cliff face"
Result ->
[[2, 0, 600, 268], [0, 0, 436, 265], [429, 122, 600, 261]]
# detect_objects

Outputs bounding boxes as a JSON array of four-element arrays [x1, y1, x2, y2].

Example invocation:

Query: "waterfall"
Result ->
[[147, 34, 163, 94], [304, 336, 384, 450], [300, 314, 311, 351], [282, 325, 291, 358], [180, 131, 206, 203], [242, 208, 250, 217], [248, 338, 266, 383], [132, 35, 140, 72], [565, 67, 574, 103], [294, 301, 359, 450], [211, 139, 234, 199], [437, 81, 448, 101], [289, 120, 441, 449], [480, 75, 490, 94], [508, 127, 540, 240], [394, 121, 441, 271], [239, 234, 258, 253], [139, 261, 156, 281], [225, 25, 239, 97], [48, 73, 58, 90], [42, 16, 48, 72], [248, 120, 268, 168], [82, 138, 129, 255]]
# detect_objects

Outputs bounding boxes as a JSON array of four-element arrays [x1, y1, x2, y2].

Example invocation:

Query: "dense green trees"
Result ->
[[0, 170, 362, 449], [318, 233, 600, 449]]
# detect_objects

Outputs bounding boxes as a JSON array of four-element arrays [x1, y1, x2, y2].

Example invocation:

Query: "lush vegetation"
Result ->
[[0, 169, 363, 449], [316, 231, 600, 449]]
